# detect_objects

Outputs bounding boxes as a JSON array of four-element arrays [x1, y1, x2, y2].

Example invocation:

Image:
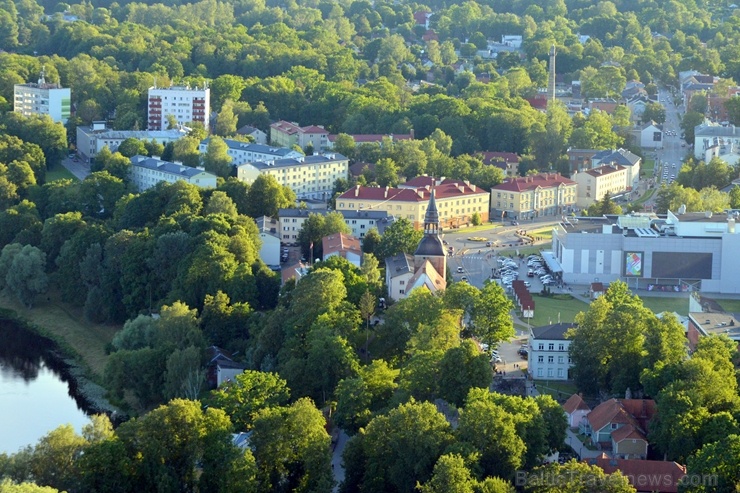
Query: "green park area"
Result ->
[[45, 165, 77, 182]]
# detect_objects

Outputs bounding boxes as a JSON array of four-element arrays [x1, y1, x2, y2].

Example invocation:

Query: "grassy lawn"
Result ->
[[642, 158, 655, 175], [46, 166, 78, 182], [459, 223, 502, 233], [0, 290, 119, 378], [533, 379, 579, 401], [518, 294, 589, 326], [638, 296, 691, 316], [717, 300, 740, 314], [527, 227, 554, 240]]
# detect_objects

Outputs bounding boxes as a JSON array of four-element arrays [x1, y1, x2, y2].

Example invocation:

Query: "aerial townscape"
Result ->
[[3, 0, 740, 491]]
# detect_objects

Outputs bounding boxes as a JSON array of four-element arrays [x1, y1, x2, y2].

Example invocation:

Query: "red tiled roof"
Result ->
[[299, 125, 328, 134], [413, 11, 429, 24], [492, 173, 576, 192], [611, 424, 646, 443], [587, 399, 655, 435], [584, 164, 626, 177], [563, 394, 591, 414], [589, 456, 686, 493], [526, 95, 548, 109], [477, 151, 520, 165], [322, 233, 361, 256], [402, 176, 437, 188], [338, 182, 487, 202]]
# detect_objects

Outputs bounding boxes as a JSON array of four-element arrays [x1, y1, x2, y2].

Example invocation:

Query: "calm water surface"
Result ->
[[0, 319, 91, 454]]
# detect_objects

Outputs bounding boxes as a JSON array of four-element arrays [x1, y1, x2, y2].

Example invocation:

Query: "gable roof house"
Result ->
[[582, 399, 656, 459], [206, 346, 246, 389], [588, 455, 687, 493], [639, 121, 663, 149], [322, 232, 362, 267], [563, 393, 591, 428]]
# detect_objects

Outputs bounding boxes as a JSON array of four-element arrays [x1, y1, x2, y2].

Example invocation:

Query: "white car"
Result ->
[[457, 266, 464, 273]]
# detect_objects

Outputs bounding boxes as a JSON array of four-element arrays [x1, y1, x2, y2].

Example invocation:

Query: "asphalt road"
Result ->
[[62, 156, 91, 181]]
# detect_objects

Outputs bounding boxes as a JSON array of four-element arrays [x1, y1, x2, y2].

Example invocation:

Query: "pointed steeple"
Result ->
[[424, 187, 439, 235]]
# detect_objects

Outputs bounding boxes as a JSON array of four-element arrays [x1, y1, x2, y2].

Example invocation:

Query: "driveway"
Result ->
[[62, 157, 91, 180]]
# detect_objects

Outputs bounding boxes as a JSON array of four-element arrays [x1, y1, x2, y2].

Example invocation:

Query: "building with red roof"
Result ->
[[491, 173, 577, 220], [563, 393, 591, 428], [336, 179, 490, 229], [582, 399, 656, 459], [587, 454, 686, 493]]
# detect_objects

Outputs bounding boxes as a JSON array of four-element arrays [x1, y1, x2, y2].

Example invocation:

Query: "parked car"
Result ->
[[461, 276, 468, 282], [457, 266, 464, 273], [523, 281, 531, 287], [527, 270, 534, 277]]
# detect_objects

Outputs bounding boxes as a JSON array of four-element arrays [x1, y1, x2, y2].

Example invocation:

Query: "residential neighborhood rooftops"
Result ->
[[492, 173, 576, 193], [270, 120, 327, 135], [587, 455, 687, 493], [79, 125, 190, 140], [200, 137, 297, 157], [587, 399, 656, 437], [595, 148, 641, 166], [130, 155, 210, 178]]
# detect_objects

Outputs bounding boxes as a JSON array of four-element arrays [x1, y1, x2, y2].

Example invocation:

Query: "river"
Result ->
[[0, 319, 92, 455]]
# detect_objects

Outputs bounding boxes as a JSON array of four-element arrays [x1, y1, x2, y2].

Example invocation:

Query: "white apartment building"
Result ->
[[198, 138, 303, 166], [278, 208, 392, 243], [528, 323, 574, 381], [573, 164, 629, 208], [237, 153, 349, 200], [77, 122, 190, 161], [147, 85, 210, 131], [130, 155, 217, 192], [14, 72, 71, 123]]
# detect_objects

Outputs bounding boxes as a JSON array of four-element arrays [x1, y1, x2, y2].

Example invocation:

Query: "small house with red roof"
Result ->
[[322, 232, 362, 267], [413, 11, 433, 29], [588, 454, 686, 492], [491, 173, 577, 220], [563, 393, 591, 428], [582, 399, 656, 459]]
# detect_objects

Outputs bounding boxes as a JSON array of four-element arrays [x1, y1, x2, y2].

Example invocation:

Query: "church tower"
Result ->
[[414, 188, 446, 277]]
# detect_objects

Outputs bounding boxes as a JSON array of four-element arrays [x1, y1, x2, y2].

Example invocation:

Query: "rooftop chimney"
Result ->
[[355, 185, 360, 197]]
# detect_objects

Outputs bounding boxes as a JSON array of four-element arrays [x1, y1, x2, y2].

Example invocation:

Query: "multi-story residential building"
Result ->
[[147, 85, 210, 131], [491, 173, 577, 220], [14, 71, 71, 123], [77, 122, 190, 161], [573, 164, 629, 208], [198, 138, 303, 167], [129, 155, 217, 191], [527, 322, 574, 380], [278, 208, 392, 243], [269, 121, 330, 150], [591, 148, 641, 190], [237, 153, 348, 200], [336, 179, 490, 229]]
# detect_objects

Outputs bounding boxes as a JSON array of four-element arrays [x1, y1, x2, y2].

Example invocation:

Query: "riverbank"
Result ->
[[0, 291, 123, 418]]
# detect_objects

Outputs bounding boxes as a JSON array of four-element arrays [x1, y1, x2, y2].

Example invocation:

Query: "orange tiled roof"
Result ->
[[563, 394, 591, 414], [492, 173, 576, 192], [588, 456, 686, 493]]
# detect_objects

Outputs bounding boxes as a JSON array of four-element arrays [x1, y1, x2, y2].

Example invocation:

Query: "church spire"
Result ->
[[423, 187, 439, 236]]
